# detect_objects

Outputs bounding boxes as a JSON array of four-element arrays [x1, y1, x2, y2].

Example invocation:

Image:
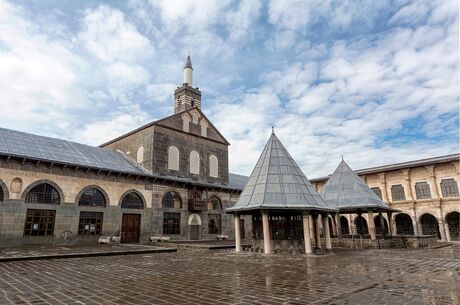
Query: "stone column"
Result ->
[[315, 214, 322, 249], [262, 211, 271, 255], [411, 206, 419, 235], [303, 213, 313, 254], [426, 165, 440, 199], [403, 169, 414, 201], [323, 214, 332, 250], [234, 214, 241, 253], [387, 212, 394, 236], [378, 212, 386, 238], [335, 213, 342, 238], [368, 211, 376, 240], [444, 222, 451, 242], [331, 216, 337, 237]]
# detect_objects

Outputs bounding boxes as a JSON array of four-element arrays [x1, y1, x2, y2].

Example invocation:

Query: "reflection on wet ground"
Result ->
[[0, 245, 458, 304]]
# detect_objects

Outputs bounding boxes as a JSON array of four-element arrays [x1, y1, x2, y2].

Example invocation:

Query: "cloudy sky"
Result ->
[[0, 0, 458, 178]]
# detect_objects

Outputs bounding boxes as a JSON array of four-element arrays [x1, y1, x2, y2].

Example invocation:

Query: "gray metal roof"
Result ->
[[0, 127, 148, 175], [320, 159, 392, 211], [228, 173, 249, 190], [184, 55, 193, 69], [227, 132, 335, 213]]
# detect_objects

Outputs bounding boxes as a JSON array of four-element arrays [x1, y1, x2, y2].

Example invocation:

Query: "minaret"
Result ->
[[174, 54, 202, 113]]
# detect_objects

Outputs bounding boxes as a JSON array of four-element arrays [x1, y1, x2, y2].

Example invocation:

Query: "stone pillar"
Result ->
[[234, 214, 241, 253], [387, 212, 394, 236], [438, 215, 447, 242], [379, 173, 389, 203], [331, 216, 337, 237], [378, 212, 386, 238], [403, 169, 414, 201], [315, 214, 322, 249], [444, 222, 451, 242], [426, 165, 440, 199], [335, 213, 342, 238], [303, 213, 313, 254], [323, 214, 332, 250], [262, 211, 271, 255], [411, 206, 419, 235], [368, 211, 376, 240]]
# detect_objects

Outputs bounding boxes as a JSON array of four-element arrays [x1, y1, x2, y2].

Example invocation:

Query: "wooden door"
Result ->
[[121, 214, 141, 243]]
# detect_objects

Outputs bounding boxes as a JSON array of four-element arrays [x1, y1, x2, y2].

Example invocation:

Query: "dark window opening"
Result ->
[[208, 214, 222, 234], [25, 183, 60, 204], [78, 212, 103, 236], [415, 182, 431, 199], [162, 191, 182, 209], [121, 192, 144, 209], [79, 188, 106, 207], [24, 209, 55, 237], [391, 184, 406, 201], [0, 187, 3, 202], [441, 179, 459, 197], [163, 212, 180, 234]]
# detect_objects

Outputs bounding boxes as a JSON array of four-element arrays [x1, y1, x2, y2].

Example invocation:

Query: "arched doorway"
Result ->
[[420, 214, 440, 239], [395, 213, 414, 235], [188, 214, 202, 240], [446, 212, 459, 241], [374, 215, 389, 235], [340, 216, 349, 235], [355, 215, 368, 236]]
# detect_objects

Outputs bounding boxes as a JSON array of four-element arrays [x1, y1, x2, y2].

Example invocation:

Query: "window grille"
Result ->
[[163, 212, 181, 234], [208, 214, 222, 234], [415, 182, 431, 199], [78, 212, 103, 236], [23, 209, 56, 236], [209, 155, 218, 178], [121, 192, 144, 209], [25, 183, 60, 204], [79, 188, 106, 207], [190, 151, 200, 174], [441, 178, 459, 197], [391, 184, 406, 201]]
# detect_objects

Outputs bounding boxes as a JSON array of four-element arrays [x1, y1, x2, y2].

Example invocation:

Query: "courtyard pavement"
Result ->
[[0, 245, 458, 305]]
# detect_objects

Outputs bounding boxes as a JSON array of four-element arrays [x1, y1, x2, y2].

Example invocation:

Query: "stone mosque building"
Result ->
[[0, 56, 458, 247]]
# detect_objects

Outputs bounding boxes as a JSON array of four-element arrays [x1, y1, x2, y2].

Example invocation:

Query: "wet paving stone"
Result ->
[[0, 246, 458, 304]]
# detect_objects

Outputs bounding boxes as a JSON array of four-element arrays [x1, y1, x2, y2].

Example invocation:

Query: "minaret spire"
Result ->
[[184, 53, 193, 85], [174, 53, 202, 113]]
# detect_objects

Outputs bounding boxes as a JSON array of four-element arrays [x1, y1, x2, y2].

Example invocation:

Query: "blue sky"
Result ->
[[0, 0, 458, 177]]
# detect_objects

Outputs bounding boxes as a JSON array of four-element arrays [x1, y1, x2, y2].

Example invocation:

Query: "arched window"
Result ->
[[415, 182, 431, 199], [191, 112, 199, 124], [136, 146, 144, 164], [395, 213, 414, 235], [25, 183, 60, 204], [162, 191, 182, 209], [441, 179, 459, 197], [121, 192, 144, 209], [190, 150, 200, 174], [78, 187, 106, 207], [209, 155, 218, 178], [200, 120, 208, 137], [391, 184, 406, 201], [168, 146, 180, 171], [208, 196, 222, 210], [181, 113, 190, 132], [370, 187, 382, 200]]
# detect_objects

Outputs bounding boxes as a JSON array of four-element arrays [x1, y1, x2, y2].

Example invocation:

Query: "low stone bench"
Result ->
[[98, 236, 111, 244], [150, 236, 170, 242], [217, 234, 229, 240]]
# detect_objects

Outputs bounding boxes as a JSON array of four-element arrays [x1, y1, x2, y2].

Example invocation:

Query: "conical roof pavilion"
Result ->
[[320, 159, 394, 212], [227, 131, 335, 214]]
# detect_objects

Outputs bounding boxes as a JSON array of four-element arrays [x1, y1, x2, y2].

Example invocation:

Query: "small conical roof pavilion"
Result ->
[[227, 131, 335, 214], [320, 159, 395, 212]]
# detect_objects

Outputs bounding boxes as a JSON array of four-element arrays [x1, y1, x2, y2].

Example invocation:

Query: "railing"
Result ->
[[188, 199, 207, 211]]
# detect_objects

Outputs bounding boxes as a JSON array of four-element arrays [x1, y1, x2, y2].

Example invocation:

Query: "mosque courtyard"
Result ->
[[0, 245, 458, 305]]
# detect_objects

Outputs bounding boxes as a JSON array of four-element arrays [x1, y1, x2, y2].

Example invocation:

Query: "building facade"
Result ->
[[311, 155, 460, 242], [0, 56, 248, 247]]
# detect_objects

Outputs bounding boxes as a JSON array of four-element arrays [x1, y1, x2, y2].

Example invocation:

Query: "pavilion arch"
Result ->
[[374, 215, 389, 235], [0, 179, 9, 201], [21, 179, 64, 204], [76, 185, 109, 207], [354, 215, 368, 235], [119, 189, 146, 209], [162, 191, 182, 209], [445, 211, 459, 241], [340, 216, 350, 235], [419, 213, 440, 239], [395, 213, 414, 235]]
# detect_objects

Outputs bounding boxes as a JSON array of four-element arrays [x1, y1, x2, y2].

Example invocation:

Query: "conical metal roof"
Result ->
[[226, 132, 334, 213], [184, 54, 193, 69], [320, 159, 392, 211]]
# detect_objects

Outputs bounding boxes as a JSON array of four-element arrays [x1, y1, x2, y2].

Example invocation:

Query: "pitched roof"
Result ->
[[0, 127, 148, 176], [227, 132, 335, 213], [319, 159, 393, 211]]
